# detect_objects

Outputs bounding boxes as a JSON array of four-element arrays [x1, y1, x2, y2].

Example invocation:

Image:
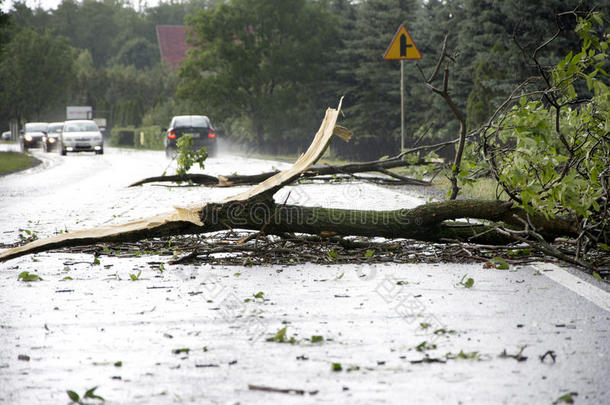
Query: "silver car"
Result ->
[[60, 120, 104, 155]]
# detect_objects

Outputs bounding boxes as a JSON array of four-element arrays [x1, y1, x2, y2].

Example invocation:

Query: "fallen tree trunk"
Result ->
[[0, 198, 578, 262], [0, 100, 579, 263], [128, 155, 433, 188]]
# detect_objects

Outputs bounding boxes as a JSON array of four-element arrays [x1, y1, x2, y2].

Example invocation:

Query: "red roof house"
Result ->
[[156, 25, 191, 70]]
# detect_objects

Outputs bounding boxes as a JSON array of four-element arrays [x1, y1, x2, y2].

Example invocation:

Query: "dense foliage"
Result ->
[[179, 0, 338, 153], [0, 0, 219, 130], [478, 13, 609, 260], [0, 0, 608, 161]]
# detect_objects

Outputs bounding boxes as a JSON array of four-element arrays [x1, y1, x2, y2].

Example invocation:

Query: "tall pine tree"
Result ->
[[340, 0, 421, 160]]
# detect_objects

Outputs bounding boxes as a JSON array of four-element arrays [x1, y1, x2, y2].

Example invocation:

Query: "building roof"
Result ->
[[156, 25, 191, 70]]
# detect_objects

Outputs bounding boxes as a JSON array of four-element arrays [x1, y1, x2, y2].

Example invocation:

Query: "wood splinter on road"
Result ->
[[248, 384, 319, 396], [0, 98, 578, 262]]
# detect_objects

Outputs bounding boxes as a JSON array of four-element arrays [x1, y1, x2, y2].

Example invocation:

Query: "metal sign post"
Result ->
[[400, 60, 404, 151], [383, 25, 422, 152]]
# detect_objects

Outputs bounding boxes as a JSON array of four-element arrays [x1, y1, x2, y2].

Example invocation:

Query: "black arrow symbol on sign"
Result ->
[[400, 34, 412, 57]]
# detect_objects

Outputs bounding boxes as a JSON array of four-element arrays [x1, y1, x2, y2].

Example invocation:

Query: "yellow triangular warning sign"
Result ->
[[384, 25, 422, 60]]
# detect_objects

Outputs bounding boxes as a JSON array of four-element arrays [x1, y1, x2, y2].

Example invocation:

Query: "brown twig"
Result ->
[[248, 384, 318, 395]]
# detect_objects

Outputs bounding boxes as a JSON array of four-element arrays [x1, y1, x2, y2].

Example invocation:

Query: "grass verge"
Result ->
[[433, 176, 504, 201], [0, 152, 36, 175]]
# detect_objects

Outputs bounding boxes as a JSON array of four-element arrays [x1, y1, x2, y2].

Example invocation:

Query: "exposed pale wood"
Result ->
[[0, 100, 344, 261]]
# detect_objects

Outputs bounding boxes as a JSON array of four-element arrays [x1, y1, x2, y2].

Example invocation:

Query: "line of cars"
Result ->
[[19, 120, 104, 155], [11, 114, 217, 157]]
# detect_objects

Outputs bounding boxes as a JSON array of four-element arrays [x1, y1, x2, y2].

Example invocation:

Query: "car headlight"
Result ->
[[24, 134, 33, 141], [49, 138, 56, 143]]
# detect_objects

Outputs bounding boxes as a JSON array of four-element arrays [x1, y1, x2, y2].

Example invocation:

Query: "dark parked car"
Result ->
[[20, 122, 48, 150], [164, 115, 217, 158], [42, 122, 64, 152]]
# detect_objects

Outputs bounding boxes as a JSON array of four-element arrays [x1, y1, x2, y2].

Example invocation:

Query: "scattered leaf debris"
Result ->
[[499, 346, 528, 362], [540, 350, 557, 364]]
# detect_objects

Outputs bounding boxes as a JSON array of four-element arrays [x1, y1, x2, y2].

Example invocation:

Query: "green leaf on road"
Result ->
[[459, 274, 474, 288], [18, 271, 42, 282], [415, 341, 437, 352], [553, 392, 578, 404], [67, 390, 80, 403], [129, 270, 142, 281], [490, 257, 509, 269], [266, 327, 287, 343], [84, 386, 105, 401]]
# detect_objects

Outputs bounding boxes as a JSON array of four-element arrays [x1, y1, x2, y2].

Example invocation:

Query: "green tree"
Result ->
[[465, 40, 510, 130], [0, 0, 11, 59], [179, 0, 338, 148], [475, 12, 610, 266], [6, 1, 50, 29], [408, 0, 466, 149], [340, 0, 421, 159], [73, 0, 119, 66], [456, 0, 607, 132], [104, 64, 167, 126], [145, 0, 225, 27], [0, 0, 11, 126], [0, 27, 75, 122], [73, 50, 105, 106], [111, 37, 159, 68]]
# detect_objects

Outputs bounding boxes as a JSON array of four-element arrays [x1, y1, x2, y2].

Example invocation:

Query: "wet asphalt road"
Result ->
[[0, 145, 608, 404]]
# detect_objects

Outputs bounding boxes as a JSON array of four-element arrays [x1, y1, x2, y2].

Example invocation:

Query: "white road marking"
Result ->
[[533, 263, 610, 312]]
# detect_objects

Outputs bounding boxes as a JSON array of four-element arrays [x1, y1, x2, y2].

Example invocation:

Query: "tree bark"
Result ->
[[0, 199, 578, 262], [128, 157, 432, 187]]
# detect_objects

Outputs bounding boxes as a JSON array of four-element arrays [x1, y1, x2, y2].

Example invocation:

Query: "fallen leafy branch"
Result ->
[[0, 101, 585, 266], [127, 153, 433, 188]]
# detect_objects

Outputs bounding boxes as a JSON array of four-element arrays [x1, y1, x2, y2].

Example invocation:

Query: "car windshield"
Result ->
[[173, 116, 210, 128], [25, 123, 48, 132], [48, 124, 63, 133], [64, 122, 98, 132]]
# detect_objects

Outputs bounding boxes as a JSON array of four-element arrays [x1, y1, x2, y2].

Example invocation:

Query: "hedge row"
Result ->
[[109, 126, 165, 150]]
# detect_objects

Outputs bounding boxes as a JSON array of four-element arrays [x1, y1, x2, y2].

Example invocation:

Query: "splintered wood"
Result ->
[[0, 100, 346, 261]]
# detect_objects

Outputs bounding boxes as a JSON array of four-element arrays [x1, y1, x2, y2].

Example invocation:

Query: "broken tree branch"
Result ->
[[128, 155, 434, 188], [0, 198, 579, 262], [421, 34, 467, 200], [0, 100, 580, 263]]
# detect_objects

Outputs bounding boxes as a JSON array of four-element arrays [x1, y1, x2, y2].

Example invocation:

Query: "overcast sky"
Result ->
[[1, 0, 160, 13]]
